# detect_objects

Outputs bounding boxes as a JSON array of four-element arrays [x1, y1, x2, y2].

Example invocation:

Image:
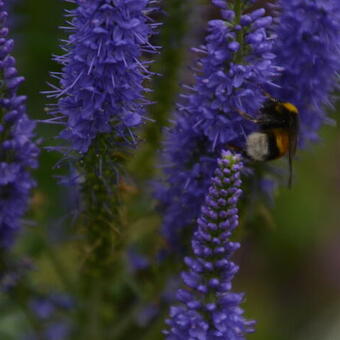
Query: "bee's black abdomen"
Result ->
[[265, 131, 281, 160]]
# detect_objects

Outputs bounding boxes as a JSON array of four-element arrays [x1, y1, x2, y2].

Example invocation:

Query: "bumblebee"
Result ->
[[238, 97, 299, 187]]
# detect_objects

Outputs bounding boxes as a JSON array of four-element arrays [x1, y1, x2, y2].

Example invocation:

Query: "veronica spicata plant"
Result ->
[[156, 0, 278, 249], [47, 0, 156, 154], [165, 151, 254, 339], [44, 0, 158, 335], [0, 0, 38, 250], [45, 0, 157, 271]]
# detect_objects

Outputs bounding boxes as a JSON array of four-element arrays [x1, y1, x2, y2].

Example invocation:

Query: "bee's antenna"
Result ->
[[255, 83, 278, 102], [236, 109, 260, 123]]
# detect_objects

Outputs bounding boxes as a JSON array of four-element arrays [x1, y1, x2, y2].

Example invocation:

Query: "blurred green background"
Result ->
[[1, 0, 339, 339]]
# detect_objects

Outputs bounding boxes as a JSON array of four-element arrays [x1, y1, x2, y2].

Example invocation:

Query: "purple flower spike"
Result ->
[[0, 1, 38, 248], [272, 0, 340, 145], [164, 151, 254, 340], [156, 1, 278, 249], [46, 0, 157, 153]]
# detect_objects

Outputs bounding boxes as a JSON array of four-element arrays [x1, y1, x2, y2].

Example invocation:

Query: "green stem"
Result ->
[[84, 282, 103, 340], [234, 0, 245, 64], [75, 135, 126, 338], [234, 0, 242, 23]]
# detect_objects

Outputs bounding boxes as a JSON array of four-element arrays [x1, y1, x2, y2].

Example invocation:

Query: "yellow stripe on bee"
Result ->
[[282, 102, 298, 114], [273, 129, 289, 158]]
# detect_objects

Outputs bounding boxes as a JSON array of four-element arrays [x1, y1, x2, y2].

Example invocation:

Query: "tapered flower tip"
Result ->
[[212, 0, 227, 9], [165, 150, 253, 339], [221, 150, 242, 162]]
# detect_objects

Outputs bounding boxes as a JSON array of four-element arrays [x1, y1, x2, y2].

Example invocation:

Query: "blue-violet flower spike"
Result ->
[[47, 0, 156, 153], [156, 1, 278, 248], [164, 150, 255, 340], [272, 0, 340, 144], [0, 1, 38, 249]]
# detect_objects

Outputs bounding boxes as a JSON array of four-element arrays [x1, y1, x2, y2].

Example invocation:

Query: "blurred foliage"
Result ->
[[0, 0, 339, 339]]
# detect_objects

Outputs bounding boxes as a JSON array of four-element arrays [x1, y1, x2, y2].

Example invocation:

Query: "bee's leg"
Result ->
[[258, 88, 277, 101], [225, 143, 243, 153], [223, 143, 249, 159]]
